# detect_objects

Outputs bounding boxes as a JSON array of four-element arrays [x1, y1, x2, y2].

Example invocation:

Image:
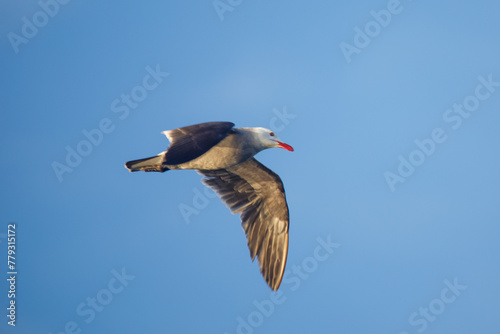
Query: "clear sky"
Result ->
[[1, 1, 499, 333]]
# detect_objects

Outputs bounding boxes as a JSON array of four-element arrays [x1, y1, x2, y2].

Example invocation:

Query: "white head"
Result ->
[[251, 127, 294, 152]]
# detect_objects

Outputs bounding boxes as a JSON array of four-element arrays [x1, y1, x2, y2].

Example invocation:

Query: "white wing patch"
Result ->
[[161, 130, 174, 143]]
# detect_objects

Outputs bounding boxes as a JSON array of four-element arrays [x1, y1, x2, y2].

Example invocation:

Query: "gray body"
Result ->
[[168, 128, 262, 170]]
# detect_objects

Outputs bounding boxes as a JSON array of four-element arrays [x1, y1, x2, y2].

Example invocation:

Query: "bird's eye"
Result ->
[[270, 132, 275, 137]]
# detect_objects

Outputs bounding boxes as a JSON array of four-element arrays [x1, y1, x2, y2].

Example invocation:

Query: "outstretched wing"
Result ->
[[198, 158, 290, 290], [162, 122, 235, 165]]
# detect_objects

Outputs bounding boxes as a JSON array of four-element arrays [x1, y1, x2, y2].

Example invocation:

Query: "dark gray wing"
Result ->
[[198, 158, 289, 290], [163, 122, 235, 165]]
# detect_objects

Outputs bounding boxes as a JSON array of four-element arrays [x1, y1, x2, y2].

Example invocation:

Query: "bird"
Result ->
[[124, 121, 293, 290]]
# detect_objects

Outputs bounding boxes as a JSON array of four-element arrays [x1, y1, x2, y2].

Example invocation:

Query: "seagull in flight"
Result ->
[[125, 121, 293, 290]]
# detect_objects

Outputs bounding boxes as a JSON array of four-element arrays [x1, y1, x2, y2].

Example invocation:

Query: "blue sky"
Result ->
[[1, 0, 499, 333]]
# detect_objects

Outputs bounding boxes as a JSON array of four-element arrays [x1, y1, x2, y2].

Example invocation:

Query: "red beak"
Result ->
[[276, 141, 294, 152]]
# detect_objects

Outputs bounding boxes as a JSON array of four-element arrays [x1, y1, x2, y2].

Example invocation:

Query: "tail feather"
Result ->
[[125, 154, 169, 172]]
